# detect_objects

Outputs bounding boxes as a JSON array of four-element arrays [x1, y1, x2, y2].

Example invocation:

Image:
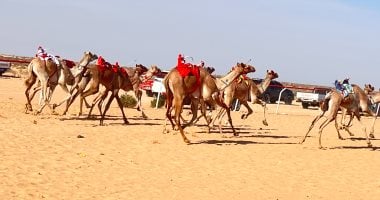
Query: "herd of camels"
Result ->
[[22, 51, 380, 149]]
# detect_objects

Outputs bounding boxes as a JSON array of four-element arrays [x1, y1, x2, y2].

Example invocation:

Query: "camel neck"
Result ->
[[259, 75, 272, 94], [216, 70, 243, 91]]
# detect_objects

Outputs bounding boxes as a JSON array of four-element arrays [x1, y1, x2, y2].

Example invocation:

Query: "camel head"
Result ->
[[135, 64, 149, 76], [205, 66, 215, 74], [80, 51, 98, 67], [233, 63, 255, 75], [364, 84, 375, 94], [266, 70, 279, 80], [144, 65, 161, 80]]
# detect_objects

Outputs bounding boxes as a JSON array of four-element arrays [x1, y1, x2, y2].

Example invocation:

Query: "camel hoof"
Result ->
[[136, 107, 141, 111], [184, 138, 191, 144], [124, 120, 130, 124], [262, 120, 268, 126], [233, 133, 239, 137], [52, 103, 57, 110], [240, 114, 246, 119], [368, 143, 373, 148], [369, 133, 375, 139]]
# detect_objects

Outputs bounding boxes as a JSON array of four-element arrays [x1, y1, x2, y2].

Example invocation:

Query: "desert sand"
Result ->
[[1, 75, 380, 200]]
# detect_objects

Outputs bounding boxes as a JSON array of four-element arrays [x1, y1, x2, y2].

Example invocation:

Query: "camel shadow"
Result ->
[[192, 139, 297, 146], [328, 146, 380, 151], [241, 134, 298, 139]]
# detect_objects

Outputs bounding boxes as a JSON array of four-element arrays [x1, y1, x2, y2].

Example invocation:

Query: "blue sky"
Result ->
[[1, 0, 380, 87]]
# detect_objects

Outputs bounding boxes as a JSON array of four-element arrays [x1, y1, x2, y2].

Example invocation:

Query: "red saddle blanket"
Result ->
[[63, 59, 76, 68], [97, 62, 113, 73], [176, 63, 201, 92]]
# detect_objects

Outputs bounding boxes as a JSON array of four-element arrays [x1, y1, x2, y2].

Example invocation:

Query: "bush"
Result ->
[[120, 93, 137, 108], [150, 95, 166, 108]]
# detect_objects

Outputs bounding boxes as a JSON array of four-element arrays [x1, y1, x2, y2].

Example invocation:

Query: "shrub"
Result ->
[[150, 95, 166, 108], [120, 93, 137, 108]]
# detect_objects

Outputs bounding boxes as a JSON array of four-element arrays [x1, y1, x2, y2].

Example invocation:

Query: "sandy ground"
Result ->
[[1, 75, 380, 200]]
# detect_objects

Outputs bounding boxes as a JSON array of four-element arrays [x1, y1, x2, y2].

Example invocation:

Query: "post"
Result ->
[[156, 92, 161, 109], [276, 88, 288, 114], [234, 99, 239, 111]]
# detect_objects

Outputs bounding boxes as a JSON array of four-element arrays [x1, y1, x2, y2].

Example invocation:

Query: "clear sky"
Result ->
[[1, 0, 380, 88]]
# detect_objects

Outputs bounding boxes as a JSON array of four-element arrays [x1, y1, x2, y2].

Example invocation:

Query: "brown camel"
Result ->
[[211, 70, 279, 129], [334, 83, 378, 139], [300, 84, 375, 149], [163, 63, 255, 143], [80, 63, 149, 125], [27, 52, 98, 114], [86, 64, 161, 118], [24, 56, 63, 114]]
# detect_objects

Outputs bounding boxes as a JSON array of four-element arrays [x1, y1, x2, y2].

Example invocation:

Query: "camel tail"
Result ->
[[24, 61, 36, 86]]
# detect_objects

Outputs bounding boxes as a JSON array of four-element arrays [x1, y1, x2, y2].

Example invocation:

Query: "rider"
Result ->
[[334, 78, 352, 98], [36, 46, 60, 66]]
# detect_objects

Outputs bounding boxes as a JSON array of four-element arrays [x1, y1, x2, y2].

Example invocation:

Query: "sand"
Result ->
[[1, 76, 380, 200]]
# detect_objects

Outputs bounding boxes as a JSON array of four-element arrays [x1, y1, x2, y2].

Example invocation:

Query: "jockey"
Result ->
[[36, 46, 47, 58], [177, 54, 186, 67], [335, 78, 352, 98], [199, 60, 205, 68], [36, 46, 60, 66]]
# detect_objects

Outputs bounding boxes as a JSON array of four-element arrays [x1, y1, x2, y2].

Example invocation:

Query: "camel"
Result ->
[[25, 52, 98, 114], [163, 63, 255, 143], [86, 64, 161, 118], [79, 63, 149, 125], [300, 84, 375, 149], [211, 70, 279, 130], [333, 83, 379, 139], [24, 56, 63, 114]]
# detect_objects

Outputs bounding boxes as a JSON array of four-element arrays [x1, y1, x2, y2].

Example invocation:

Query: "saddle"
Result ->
[[176, 63, 201, 93], [97, 62, 113, 73], [63, 59, 76, 69]]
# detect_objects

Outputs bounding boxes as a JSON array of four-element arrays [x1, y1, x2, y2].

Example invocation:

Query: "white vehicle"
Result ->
[[296, 88, 330, 109]]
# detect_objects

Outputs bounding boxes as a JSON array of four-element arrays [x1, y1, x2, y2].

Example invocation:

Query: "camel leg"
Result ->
[[173, 96, 190, 143], [317, 117, 335, 149], [164, 93, 175, 132], [34, 73, 50, 115], [335, 117, 344, 140], [257, 100, 269, 126], [369, 115, 377, 139], [367, 105, 378, 139], [225, 108, 237, 136], [88, 89, 108, 118], [240, 101, 253, 119], [342, 113, 355, 137], [353, 111, 372, 148], [52, 82, 71, 111], [299, 111, 325, 144], [24, 73, 37, 113], [134, 89, 147, 119], [114, 92, 129, 124], [29, 84, 41, 104], [217, 109, 228, 134], [99, 93, 115, 126], [182, 98, 199, 128], [79, 83, 99, 116]]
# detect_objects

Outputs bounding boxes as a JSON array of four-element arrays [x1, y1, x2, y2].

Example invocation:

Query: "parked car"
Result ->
[[0, 61, 10, 76], [296, 88, 330, 109], [253, 79, 294, 105]]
